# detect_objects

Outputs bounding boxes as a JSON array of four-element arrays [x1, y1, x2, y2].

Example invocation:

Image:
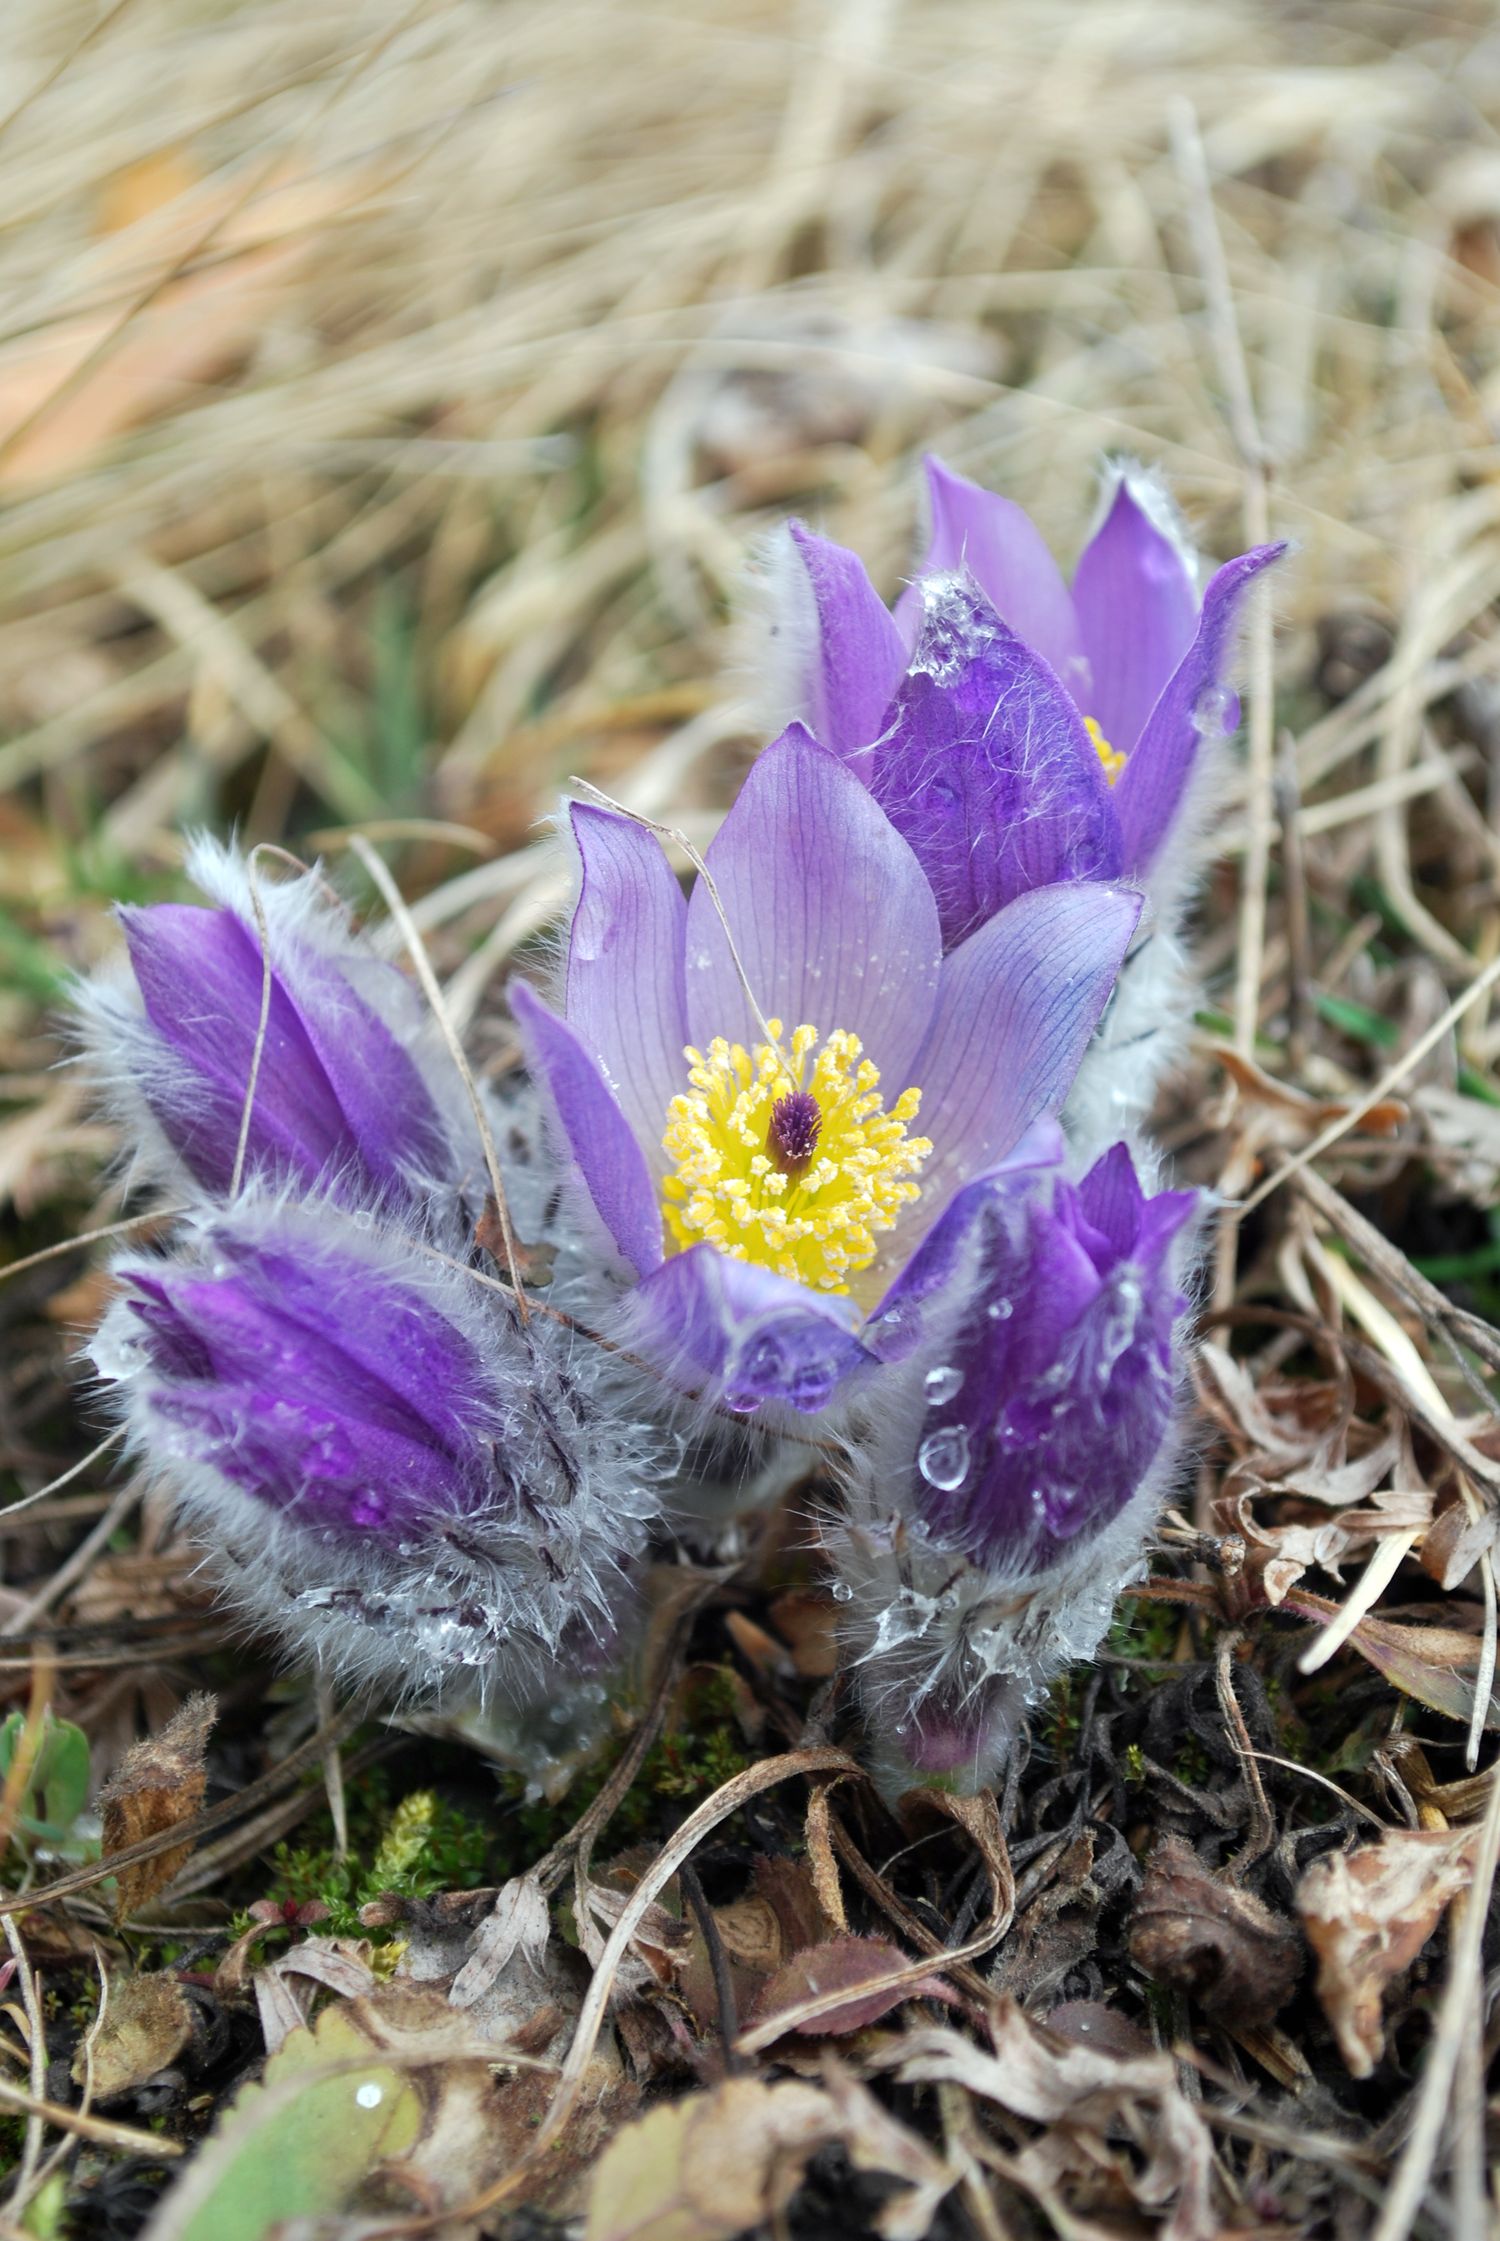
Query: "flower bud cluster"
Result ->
[[77, 460, 1279, 1792]]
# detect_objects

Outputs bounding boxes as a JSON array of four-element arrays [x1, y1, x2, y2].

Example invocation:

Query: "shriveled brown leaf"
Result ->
[[1281, 1589, 1500, 1729], [766, 1589, 838, 1678], [1297, 1824, 1479, 2076], [1128, 1836, 1302, 2028], [74, 1972, 193, 2101], [749, 1935, 953, 2040], [99, 1693, 215, 1922], [871, 2008, 1219, 2241], [583, 2069, 955, 2241], [254, 1936, 380, 2054]]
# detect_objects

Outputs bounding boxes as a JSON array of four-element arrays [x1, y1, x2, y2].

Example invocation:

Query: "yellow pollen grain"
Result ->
[[661, 1019, 932, 1293], [1084, 715, 1126, 786]]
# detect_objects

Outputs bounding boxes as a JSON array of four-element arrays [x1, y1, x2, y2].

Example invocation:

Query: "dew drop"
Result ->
[[831, 1579, 854, 1604], [986, 1297, 1013, 1321], [355, 2082, 383, 2110], [1190, 681, 1236, 737], [917, 1424, 971, 1492], [923, 1363, 964, 1405]]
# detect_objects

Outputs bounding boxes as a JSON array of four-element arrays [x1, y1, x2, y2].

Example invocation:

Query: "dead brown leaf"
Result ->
[[74, 1972, 193, 2101], [1297, 1824, 1479, 2076], [99, 1693, 215, 1923], [1128, 1836, 1302, 2028], [583, 2068, 955, 2241], [872, 2009, 1219, 2241], [749, 1935, 954, 2041]]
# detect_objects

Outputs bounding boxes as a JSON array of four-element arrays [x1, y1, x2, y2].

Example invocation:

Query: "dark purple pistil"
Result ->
[[768, 1089, 822, 1177]]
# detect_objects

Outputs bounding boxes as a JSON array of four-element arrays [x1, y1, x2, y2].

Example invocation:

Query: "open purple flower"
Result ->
[[770, 457, 1285, 943], [510, 722, 1140, 1417], [94, 1196, 659, 1716], [77, 838, 456, 1206], [827, 1140, 1197, 1796]]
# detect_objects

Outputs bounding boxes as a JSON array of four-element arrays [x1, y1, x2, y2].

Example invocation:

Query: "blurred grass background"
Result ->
[[4, 0, 1500, 1436]]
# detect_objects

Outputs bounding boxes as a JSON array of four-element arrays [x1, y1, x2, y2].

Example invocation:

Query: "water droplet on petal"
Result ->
[[1190, 681, 1237, 737], [918, 1424, 971, 1492], [923, 1364, 964, 1405], [986, 1297, 1013, 1321]]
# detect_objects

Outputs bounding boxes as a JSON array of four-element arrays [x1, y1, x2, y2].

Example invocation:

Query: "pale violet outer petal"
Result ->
[[1070, 478, 1200, 757], [910, 882, 1141, 1202], [683, 723, 942, 1086], [897, 456, 1087, 702], [509, 979, 664, 1277], [566, 803, 689, 1164], [1112, 541, 1287, 872], [783, 521, 907, 767]]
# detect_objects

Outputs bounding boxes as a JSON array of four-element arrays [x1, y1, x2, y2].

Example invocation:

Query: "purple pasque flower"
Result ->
[[77, 837, 456, 1206], [93, 1192, 659, 1728], [509, 722, 1141, 1419], [827, 1139, 1197, 1798], [769, 456, 1286, 944]]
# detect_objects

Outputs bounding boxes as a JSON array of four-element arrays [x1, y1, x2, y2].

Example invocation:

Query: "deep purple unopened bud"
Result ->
[[827, 1141, 1199, 1799], [118, 900, 447, 1203], [909, 1143, 1195, 1566], [92, 1194, 664, 1714], [120, 1226, 497, 1540], [767, 1089, 821, 1176]]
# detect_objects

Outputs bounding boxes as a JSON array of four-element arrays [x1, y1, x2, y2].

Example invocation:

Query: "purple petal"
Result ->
[[120, 903, 447, 1200], [870, 579, 1124, 951], [911, 883, 1141, 1201], [125, 1232, 496, 1538], [1071, 478, 1199, 757], [1075, 1139, 1147, 1252], [782, 523, 907, 766], [1113, 541, 1287, 872], [566, 804, 688, 1159], [684, 725, 941, 1085], [896, 457, 1087, 700], [630, 1244, 872, 1415], [864, 1124, 1062, 1362], [911, 1157, 1196, 1564], [509, 980, 663, 1277]]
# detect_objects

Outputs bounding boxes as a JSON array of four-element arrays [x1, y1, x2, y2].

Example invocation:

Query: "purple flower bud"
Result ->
[[92, 1194, 660, 1715], [904, 1141, 1195, 1566], [79, 839, 453, 1206], [826, 1142, 1198, 1798]]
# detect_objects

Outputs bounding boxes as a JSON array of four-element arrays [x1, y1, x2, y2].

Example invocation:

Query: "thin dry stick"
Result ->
[[228, 846, 280, 1198], [1233, 944, 1500, 1222], [18, 1948, 109, 2211], [1370, 1756, 1500, 2241], [1274, 729, 1312, 1071], [1168, 99, 1276, 1063], [0, 1427, 127, 1520], [0, 1209, 186, 1288], [316, 1677, 348, 1861], [0, 1482, 141, 1639], [347, 832, 529, 1320], [0, 2073, 180, 2160], [1, 1918, 46, 2210]]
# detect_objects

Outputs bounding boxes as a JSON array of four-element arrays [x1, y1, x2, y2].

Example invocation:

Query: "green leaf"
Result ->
[[146, 2005, 423, 2241], [1313, 991, 1398, 1049], [0, 1712, 93, 1849]]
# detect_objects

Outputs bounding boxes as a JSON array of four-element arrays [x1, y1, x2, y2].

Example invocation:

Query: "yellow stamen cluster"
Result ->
[[1084, 715, 1126, 786], [662, 1021, 931, 1294]]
